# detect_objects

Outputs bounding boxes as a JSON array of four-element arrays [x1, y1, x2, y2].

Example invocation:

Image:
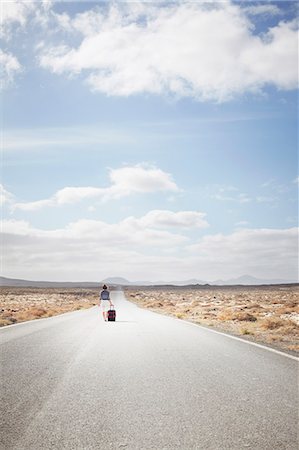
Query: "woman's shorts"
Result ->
[[100, 301, 110, 312]]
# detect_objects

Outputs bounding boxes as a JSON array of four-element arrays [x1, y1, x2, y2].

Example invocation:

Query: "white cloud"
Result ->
[[38, 2, 298, 102], [0, 2, 33, 38], [13, 164, 180, 211], [293, 177, 299, 184], [0, 2, 51, 89], [210, 185, 252, 204], [187, 227, 298, 280], [1, 215, 188, 280], [2, 219, 297, 281], [3, 125, 136, 151], [124, 210, 209, 229], [0, 184, 14, 206], [243, 4, 282, 17], [0, 1, 52, 39], [0, 49, 22, 88], [235, 221, 249, 227], [1, 217, 187, 246]]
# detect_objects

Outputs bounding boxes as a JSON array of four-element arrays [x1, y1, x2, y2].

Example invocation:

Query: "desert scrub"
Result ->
[[175, 313, 184, 319], [261, 317, 287, 330], [0, 287, 98, 326], [218, 309, 257, 322], [240, 327, 254, 335]]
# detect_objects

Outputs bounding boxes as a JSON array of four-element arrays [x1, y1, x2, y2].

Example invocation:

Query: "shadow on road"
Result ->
[[107, 320, 136, 323]]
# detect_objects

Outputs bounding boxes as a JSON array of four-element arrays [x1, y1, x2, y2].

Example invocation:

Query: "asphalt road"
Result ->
[[1, 290, 298, 450]]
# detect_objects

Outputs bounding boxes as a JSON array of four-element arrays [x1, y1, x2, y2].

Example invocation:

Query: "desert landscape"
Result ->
[[0, 287, 99, 327], [1, 284, 298, 353], [125, 285, 299, 353]]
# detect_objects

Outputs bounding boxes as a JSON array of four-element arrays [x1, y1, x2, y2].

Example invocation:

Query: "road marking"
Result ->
[[181, 318, 299, 361], [126, 297, 299, 362]]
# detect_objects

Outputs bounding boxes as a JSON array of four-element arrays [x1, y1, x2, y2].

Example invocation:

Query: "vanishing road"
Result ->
[[1, 290, 298, 449]]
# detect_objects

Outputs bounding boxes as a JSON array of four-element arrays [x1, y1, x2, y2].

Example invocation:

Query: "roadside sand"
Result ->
[[125, 286, 299, 353], [0, 288, 99, 326]]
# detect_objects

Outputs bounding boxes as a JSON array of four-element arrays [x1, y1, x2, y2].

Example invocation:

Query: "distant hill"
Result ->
[[101, 277, 131, 285], [0, 277, 100, 288], [0, 275, 297, 288], [210, 275, 297, 286]]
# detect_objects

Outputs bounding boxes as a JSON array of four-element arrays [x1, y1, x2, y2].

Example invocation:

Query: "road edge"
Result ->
[[125, 295, 299, 362]]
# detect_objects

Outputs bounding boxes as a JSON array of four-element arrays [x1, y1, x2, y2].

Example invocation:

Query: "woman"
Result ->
[[99, 284, 114, 321]]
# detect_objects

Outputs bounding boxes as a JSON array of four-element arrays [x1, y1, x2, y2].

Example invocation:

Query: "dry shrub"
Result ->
[[276, 307, 294, 315], [191, 300, 201, 306], [175, 313, 184, 319], [218, 310, 234, 321], [0, 318, 14, 326], [28, 307, 47, 317], [234, 312, 257, 322], [218, 310, 257, 322], [261, 317, 286, 330], [14, 312, 31, 321], [288, 344, 299, 352], [240, 328, 254, 335], [246, 303, 263, 310], [266, 335, 280, 342], [276, 322, 299, 336], [164, 301, 175, 307], [285, 301, 298, 309], [145, 302, 158, 308]]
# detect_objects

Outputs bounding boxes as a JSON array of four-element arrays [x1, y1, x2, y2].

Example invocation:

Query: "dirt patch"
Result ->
[[0, 287, 99, 326], [125, 286, 299, 353]]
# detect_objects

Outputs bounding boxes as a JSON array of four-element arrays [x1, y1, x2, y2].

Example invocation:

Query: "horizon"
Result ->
[[1, 274, 297, 286], [1, 1, 298, 282]]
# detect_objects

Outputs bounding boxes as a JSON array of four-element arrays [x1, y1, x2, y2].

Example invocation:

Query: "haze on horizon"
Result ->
[[1, 1, 298, 283]]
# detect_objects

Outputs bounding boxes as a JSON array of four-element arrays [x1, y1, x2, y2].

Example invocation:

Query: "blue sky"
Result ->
[[1, 1, 298, 282]]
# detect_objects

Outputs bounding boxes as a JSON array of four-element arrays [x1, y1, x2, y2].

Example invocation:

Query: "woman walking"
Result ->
[[99, 284, 114, 321]]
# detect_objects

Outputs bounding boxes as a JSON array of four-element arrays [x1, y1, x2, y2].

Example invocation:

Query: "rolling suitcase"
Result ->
[[107, 306, 116, 321]]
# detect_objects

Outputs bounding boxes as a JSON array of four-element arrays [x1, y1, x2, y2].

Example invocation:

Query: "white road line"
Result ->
[[163, 311, 299, 362], [182, 317, 299, 361], [2, 295, 299, 362], [128, 298, 299, 362]]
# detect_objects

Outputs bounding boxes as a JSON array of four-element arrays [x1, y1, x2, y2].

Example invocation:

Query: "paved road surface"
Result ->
[[1, 290, 298, 449]]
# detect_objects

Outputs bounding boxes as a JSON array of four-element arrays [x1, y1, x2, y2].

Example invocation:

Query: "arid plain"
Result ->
[[1, 285, 298, 353], [0, 288, 98, 327]]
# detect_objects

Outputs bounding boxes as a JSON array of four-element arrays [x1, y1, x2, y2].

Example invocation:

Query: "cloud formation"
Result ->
[[187, 227, 298, 280], [0, 184, 14, 206], [123, 210, 209, 229], [208, 185, 252, 204], [38, 2, 298, 101], [0, 1, 51, 39], [13, 165, 179, 211], [2, 217, 297, 281], [0, 49, 21, 88]]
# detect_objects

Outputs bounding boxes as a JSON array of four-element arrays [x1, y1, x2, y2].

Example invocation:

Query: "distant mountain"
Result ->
[[101, 277, 132, 285], [210, 275, 297, 286], [0, 276, 100, 288], [154, 279, 207, 286], [0, 275, 297, 288]]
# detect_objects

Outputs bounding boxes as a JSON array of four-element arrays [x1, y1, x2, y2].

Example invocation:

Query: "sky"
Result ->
[[1, 0, 298, 282]]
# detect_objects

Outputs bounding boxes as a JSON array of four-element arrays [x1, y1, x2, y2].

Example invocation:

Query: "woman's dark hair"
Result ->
[[102, 284, 107, 290]]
